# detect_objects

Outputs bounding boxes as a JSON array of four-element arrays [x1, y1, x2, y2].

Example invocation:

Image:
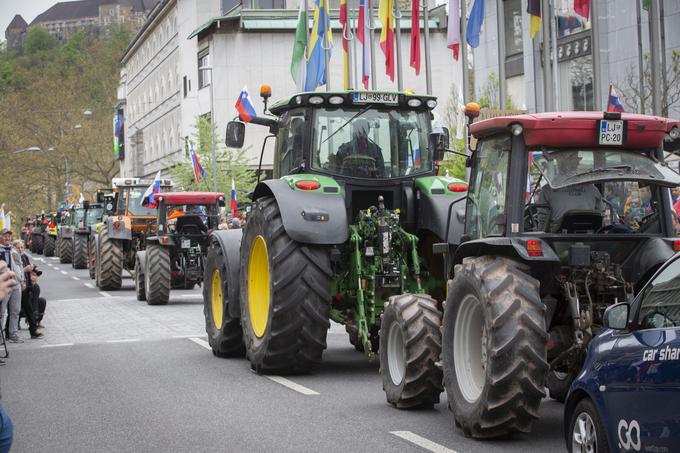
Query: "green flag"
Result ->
[[291, 0, 307, 91]]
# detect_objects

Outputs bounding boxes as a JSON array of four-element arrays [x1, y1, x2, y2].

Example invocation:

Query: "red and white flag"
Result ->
[[447, 0, 461, 60]]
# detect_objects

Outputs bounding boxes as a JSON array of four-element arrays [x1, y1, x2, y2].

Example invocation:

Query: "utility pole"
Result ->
[[423, 0, 432, 94], [649, 0, 663, 115], [368, 0, 377, 90], [394, 0, 403, 91], [591, 0, 602, 110], [461, 0, 468, 103], [541, 0, 552, 112], [636, 0, 645, 114]]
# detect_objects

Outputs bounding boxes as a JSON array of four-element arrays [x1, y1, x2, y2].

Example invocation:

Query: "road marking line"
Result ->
[[60, 270, 68, 275], [173, 334, 205, 339], [389, 432, 457, 453], [71, 276, 80, 281], [265, 376, 319, 396], [84, 283, 94, 289], [53, 267, 60, 271], [47, 263, 53, 267], [99, 291, 112, 297], [106, 339, 140, 343], [189, 337, 211, 350], [42, 343, 74, 348]]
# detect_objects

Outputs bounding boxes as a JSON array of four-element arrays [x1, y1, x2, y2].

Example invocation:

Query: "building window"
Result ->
[[244, 0, 285, 9], [198, 50, 211, 89], [559, 55, 594, 111], [504, 0, 523, 57], [183, 76, 188, 97], [222, 0, 240, 13]]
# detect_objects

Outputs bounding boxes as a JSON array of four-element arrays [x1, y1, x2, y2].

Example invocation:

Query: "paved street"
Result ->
[[2, 256, 565, 453]]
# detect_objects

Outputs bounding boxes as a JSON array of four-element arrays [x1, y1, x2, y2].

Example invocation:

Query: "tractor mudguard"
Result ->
[[253, 179, 349, 245], [106, 217, 132, 240], [417, 192, 467, 245], [453, 237, 560, 265], [624, 237, 674, 284], [209, 229, 243, 318], [136, 250, 146, 276]]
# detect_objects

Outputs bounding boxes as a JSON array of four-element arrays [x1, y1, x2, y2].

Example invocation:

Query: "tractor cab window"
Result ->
[[465, 135, 511, 239], [164, 204, 212, 233], [312, 107, 431, 179], [277, 110, 306, 175], [126, 187, 157, 216], [73, 209, 85, 226], [86, 208, 104, 225]]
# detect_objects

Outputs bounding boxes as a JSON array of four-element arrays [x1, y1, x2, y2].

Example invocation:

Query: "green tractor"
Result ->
[[203, 88, 466, 408], [70, 201, 105, 269]]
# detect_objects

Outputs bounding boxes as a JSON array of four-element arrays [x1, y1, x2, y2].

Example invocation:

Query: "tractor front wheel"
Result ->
[[97, 228, 122, 290], [442, 256, 548, 438], [240, 196, 331, 374], [44, 235, 56, 257], [203, 244, 245, 357], [72, 235, 88, 269], [32, 234, 44, 255], [145, 245, 170, 305], [380, 293, 443, 409], [59, 238, 72, 264]]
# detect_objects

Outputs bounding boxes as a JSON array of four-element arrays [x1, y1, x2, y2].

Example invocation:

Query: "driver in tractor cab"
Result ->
[[537, 151, 604, 232], [336, 118, 385, 177]]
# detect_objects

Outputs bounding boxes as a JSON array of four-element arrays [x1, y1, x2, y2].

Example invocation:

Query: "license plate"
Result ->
[[181, 239, 191, 249], [353, 92, 398, 104], [598, 120, 625, 146]]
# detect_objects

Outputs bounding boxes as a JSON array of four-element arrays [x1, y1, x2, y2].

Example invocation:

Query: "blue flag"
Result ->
[[305, 0, 332, 91], [466, 0, 484, 48]]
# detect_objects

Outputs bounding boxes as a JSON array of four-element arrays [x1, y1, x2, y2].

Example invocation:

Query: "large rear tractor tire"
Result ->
[[240, 196, 331, 374], [87, 237, 96, 279], [44, 235, 56, 257], [442, 256, 548, 438], [59, 238, 72, 264], [97, 228, 122, 290], [135, 252, 146, 301], [380, 293, 443, 409], [203, 242, 245, 357], [72, 235, 88, 269], [145, 245, 171, 305], [32, 234, 44, 255]]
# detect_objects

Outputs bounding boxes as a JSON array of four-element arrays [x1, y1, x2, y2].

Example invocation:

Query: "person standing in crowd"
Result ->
[[0, 229, 23, 343], [14, 240, 43, 338], [0, 259, 14, 452]]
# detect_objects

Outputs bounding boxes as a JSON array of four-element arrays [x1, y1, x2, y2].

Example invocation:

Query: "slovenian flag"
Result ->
[[357, 0, 371, 89], [189, 146, 207, 184], [231, 178, 238, 216], [141, 170, 162, 207], [414, 147, 421, 167], [235, 86, 257, 123], [607, 86, 625, 113]]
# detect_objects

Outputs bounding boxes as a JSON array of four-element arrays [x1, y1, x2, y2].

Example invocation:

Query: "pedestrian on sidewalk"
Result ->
[[26, 271, 46, 332], [14, 240, 43, 338], [0, 229, 24, 343]]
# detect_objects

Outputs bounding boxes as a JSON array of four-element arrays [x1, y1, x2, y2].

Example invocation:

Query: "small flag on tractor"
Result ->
[[235, 86, 257, 123], [142, 170, 162, 208], [231, 178, 238, 217], [607, 85, 625, 113], [189, 145, 207, 184]]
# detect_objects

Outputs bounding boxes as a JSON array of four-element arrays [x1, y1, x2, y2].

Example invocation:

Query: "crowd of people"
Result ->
[[218, 211, 247, 230]]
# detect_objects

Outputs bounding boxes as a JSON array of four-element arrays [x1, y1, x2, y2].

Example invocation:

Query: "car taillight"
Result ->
[[447, 182, 468, 193], [674, 240, 680, 252], [526, 239, 542, 257], [295, 180, 321, 191]]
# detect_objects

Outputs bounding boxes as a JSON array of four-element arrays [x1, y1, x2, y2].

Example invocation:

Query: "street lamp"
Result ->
[[199, 65, 218, 193]]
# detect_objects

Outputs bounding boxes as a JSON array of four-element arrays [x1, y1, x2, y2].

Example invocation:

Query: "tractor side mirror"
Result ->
[[603, 302, 630, 330], [429, 129, 449, 161], [226, 121, 246, 148]]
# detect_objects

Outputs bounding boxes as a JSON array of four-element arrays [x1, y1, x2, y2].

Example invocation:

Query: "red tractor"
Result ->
[[135, 192, 226, 305]]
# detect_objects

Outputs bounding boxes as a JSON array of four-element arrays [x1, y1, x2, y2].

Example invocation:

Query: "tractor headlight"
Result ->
[[328, 96, 344, 105], [308, 96, 324, 105], [426, 99, 437, 109], [670, 127, 680, 140], [511, 124, 524, 136], [407, 99, 422, 108]]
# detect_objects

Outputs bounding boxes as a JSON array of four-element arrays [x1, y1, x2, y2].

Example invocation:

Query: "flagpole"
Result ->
[[323, 0, 331, 91], [393, 0, 403, 91], [540, 0, 552, 112], [351, 0, 359, 88], [635, 0, 645, 114], [305, 0, 311, 54], [368, 0, 377, 90], [461, 0, 468, 104], [591, 0, 602, 110], [347, 0, 355, 89], [496, 0, 506, 109], [607, 83, 612, 110], [649, 0, 662, 116], [422, 0, 432, 94]]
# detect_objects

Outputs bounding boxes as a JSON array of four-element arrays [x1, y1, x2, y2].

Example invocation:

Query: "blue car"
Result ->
[[564, 252, 680, 453]]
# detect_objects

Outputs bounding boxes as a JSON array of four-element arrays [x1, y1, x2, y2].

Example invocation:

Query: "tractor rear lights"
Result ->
[[447, 182, 468, 193], [526, 239, 543, 257], [160, 236, 170, 245], [295, 180, 321, 191], [673, 240, 680, 252]]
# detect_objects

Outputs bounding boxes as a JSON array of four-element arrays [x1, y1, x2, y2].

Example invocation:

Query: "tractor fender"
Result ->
[[417, 192, 467, 245], [209, 229, 243, 319], [253, 179, 349, 245], [106, 216, 132, 240], [136, 250, 147, 276], [453, 237, 560, 266]]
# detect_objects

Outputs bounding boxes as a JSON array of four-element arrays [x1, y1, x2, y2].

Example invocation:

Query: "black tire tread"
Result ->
[[146, 245, 170, 305], [380, 293, 443, 409], [32, 234, 44, 255], [72, 234, 88, 269], [135, 254, 146, 301], [44, 235, 56, 257], [59, 238, 73, 264], [445, 256, 548, 438], [97, 227, 122, 290]]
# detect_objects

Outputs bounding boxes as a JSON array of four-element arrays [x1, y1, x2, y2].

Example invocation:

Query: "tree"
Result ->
[[620, 51, 680, 117], [169, 117, 257, 206], [477, 72, 516, 110], [439, 83, 467, 180], [24, 28, 57, 55]]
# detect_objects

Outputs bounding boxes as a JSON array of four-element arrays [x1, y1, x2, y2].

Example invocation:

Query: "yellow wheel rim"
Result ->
[[248, 235, 270, 338], [211, 269, 223, 329]]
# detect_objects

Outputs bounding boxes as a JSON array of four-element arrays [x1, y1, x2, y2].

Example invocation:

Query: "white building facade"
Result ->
[[118, 0, 464, 178]]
